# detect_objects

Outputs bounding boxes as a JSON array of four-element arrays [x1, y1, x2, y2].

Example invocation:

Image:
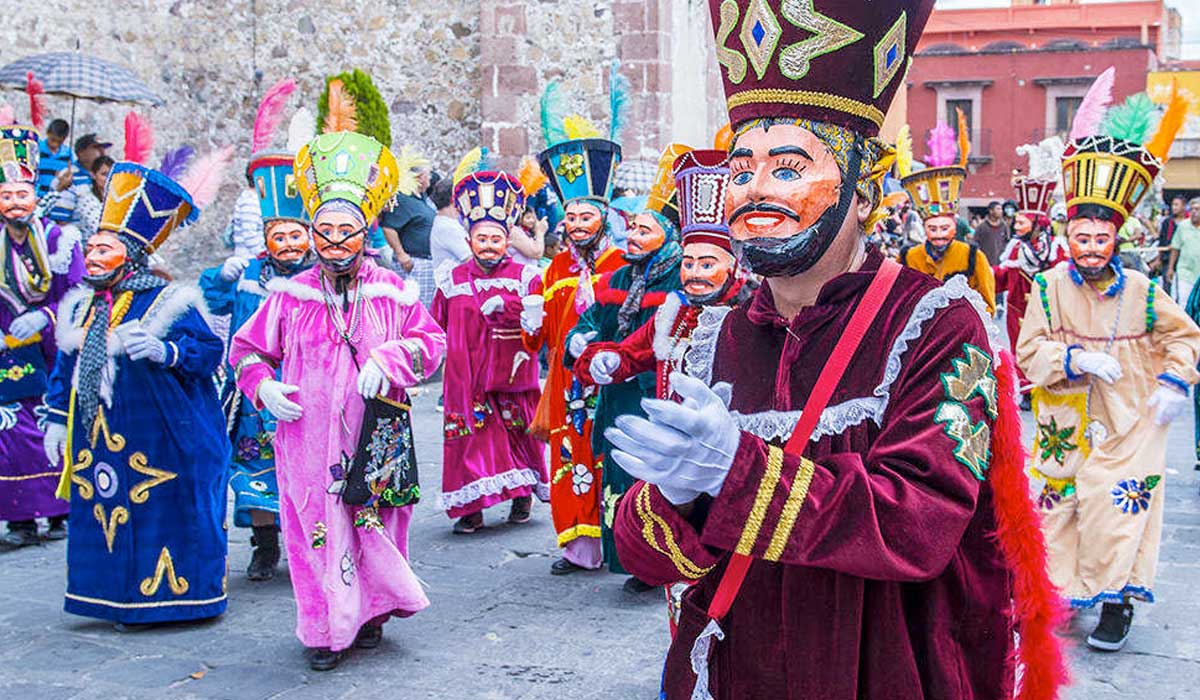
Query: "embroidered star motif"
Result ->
[[941, 343, 998, 419], [934, 401, 990, 480]]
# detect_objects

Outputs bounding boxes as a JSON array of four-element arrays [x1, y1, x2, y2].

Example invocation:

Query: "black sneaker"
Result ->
[[306, 647, 342, 671], [44, 516, 67, 541], [1087, 602, 1134, 651], [354, 623, 383, 649], [622, 576, 656, 594], [0, 521, 40, 551], [247, 525, 281, 581]]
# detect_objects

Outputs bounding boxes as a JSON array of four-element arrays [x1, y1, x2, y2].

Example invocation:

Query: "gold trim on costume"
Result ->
[[71, 449, 95, 500], [0, 470, 62, 481], [764, 457, 816, 562], [556, 523, 602, 547], [89, 408, 126, 452], [736, 444, 784, 556], [65, 592, 225, 610], [726, 89, 884, 127], [128, 452, 177, 504], [636, 485, 713, 580], [139, 546, 190, 596], [93, 503, 129, 553]]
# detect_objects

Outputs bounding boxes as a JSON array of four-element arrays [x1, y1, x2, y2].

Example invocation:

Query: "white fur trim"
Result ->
[[55, 285, 93, 352], [236, 277, 269, 298], [652, 293, 685, 362], [47, 224, 81, 275], [438, 467, 547, 511], [361, 281, 419, 306], [264, 276, 323, 303], [520, 263, 540, 293]]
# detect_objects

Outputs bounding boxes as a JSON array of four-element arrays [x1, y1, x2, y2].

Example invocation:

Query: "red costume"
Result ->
[[609, 2, 1067, 699]]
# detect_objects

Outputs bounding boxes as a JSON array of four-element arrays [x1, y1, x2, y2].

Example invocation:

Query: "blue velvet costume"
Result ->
[[200, 257, 290, 527], [45, 283, 230, 623]]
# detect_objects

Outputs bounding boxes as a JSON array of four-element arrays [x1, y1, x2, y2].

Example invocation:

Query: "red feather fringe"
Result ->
[[26, 72, 45, 131], [991, 350, 1070, 700]]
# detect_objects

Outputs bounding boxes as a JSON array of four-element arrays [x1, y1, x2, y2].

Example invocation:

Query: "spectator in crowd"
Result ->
[[380, 165, 438, 307], [71, 155, 114, 237], [1168, 197, 1200, 302], [36, 119, 70, 198], [972, 200, 1010, 265], [46, 133, 110, 223], [429, 175, 470, 274], [542, 226, 563, 265], [509, 206, 546, 266], [1157, 195, 1188, 287]]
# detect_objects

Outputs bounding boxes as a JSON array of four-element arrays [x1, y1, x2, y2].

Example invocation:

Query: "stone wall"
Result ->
[[2, 0, 723, 278]]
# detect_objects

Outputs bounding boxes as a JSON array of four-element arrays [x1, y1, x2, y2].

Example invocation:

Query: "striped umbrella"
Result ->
[[0, 52, 163, 106]]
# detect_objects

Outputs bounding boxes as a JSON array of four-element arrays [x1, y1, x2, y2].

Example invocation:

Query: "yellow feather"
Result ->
[[563, 114, 601, 140], [956, 107, 971, 167], [394, 145, 429, 196], [647, 143, 692, 214], [518, 156, 549, 196], [895, 125, 913, 179], [1145, 80, 1187, 162], [452, 147, 483, 186], [323, 79, 358, 134]]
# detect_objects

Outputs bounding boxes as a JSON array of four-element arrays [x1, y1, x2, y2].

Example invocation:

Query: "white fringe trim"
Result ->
[[652, 292, 685, 361], [236, 277, 269, 298], [265, 276, 419, 307], [47, 224, 81, 275], [438, 467, 547, 511]]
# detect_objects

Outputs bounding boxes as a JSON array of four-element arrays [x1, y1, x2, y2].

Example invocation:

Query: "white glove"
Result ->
[[1070, 350, 1123, 384], [604, 372, 739, 505], [356, 358, 391, 399], [1147, 384, 1189, 426], [567, 330, 597, 360], [220, 255, 250, 282], [8, 310, 48, 341], [480, 296, 505, 316], [121, 325, 167, 364], [258, 379, 303, 422], [589, 351, 622, 385], [520, 296, 545, 335], [43, 423, 66, 466]]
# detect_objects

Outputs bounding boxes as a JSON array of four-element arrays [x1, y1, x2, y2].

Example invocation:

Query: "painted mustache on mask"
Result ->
[[728, 202, 802, 227]]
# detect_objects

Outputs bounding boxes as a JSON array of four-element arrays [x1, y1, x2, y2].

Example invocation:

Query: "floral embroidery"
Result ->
[[496, 397, 527, 431], [1037, 484, 1062, 511], [555, 153, 585, 183], [236, 430, 275, 462], [565, 379, 597, 435], [602, 484, 622, 529], [571, 463, 594, 496], [934, 401, 990, 480], [940, 343, 998, 419], [311, 522, 327, 549], [1111, 476, 1161, 515], [0, 362, 36, 383], [354, 506, 385, 533], [444, 413, 469, 439], [1036, 417, 1078, 465]]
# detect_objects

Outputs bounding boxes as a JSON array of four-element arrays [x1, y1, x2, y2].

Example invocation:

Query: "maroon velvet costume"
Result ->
[[614, 249, 1014, 699]]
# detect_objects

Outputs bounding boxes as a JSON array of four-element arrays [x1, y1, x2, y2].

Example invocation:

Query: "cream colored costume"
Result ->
[[1017, 262, 1200, 606]]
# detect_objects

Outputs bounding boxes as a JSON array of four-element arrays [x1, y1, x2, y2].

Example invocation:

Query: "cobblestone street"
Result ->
[[0, 384, 1198, 699]]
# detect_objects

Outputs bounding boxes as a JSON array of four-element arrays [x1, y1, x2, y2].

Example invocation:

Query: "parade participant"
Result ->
[[562, 143, 686, 587], [0, 117, 84, 550], [200, 79, 313, 582], [899, 113, 997, 313], [520, 73, 627, 576], [43, 153, 231, 627], [431, 153, 548, 534], [608, 2, 1067, 698], [228, 101, 445, 670], [574, 148, 748, 610], [1018, 72, 1198, 651], [996, 136, 1070, 397]]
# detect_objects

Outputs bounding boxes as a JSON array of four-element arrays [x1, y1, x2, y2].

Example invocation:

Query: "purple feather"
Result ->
[[158, 145, 196, 180]]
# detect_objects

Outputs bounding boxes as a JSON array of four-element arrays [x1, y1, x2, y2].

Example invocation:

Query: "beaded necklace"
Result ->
[[319, 273, 364, 365]]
